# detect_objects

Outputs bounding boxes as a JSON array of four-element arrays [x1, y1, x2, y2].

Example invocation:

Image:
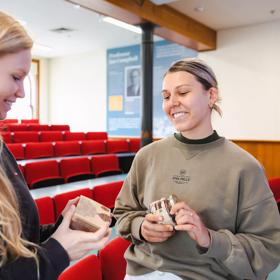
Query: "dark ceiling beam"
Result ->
[[66, 0, 216, 51]]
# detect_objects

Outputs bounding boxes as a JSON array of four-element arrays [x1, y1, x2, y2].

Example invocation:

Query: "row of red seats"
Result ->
[[1, 131, 107, 143], [0, 124, 70, 132], [269, 177, 280, 211], [0, 118, 39, 124], [59, 237, 130, 280], [34, 181, 123, 224], [8, 138, 140, 160], [19, 155, 122, 189]]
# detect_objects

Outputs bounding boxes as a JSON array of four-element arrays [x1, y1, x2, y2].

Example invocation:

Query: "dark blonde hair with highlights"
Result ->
[[165, 58, 222, 116], [0, 12, 37, 267]]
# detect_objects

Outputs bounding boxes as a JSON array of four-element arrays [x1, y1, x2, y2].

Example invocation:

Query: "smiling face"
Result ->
[[0, 49, 31, 120], [162, 71, 217, 139]]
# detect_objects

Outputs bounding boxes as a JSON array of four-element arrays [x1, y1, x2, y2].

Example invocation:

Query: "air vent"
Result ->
[[50, 27, 75, 34]]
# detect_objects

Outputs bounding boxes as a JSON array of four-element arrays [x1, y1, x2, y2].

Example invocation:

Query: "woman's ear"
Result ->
[[208, 87, 218, 108]]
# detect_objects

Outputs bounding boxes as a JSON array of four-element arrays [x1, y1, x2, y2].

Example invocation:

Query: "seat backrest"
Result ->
[[92, 181, 123, 209], [54, 141, 81, 157], [8, 124, 28, 131], [40, 131, 64, 142], [91, 154, 121, 177], [128, 138, 141, 153], [60, 157, 91, 178], [99, 237, 130, 280], [58, 254, 102, 280], [64, 132, 86, 141], [1, 132, 12, 143], [7, 143, 25, 160], [21, 119, 39, 124], [25, 142, 54, 159], [54, 188, 93, 218], [28, 124, 50, 131], [13, 131, 39, 143], [86, 132, 108, 141], [34, 196, 55, 224], [50, 124, 70, 131], [81, 140, 106, 155], [106, 139, 130, 153], [268, 177, 280, 200]]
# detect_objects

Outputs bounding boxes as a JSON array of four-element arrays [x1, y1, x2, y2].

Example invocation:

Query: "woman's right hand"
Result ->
[[140, 213, 174, 243], [51, 205, 111, 261]]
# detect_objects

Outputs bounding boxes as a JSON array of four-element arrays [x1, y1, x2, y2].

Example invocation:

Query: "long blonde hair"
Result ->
[[0, 12, 37, 266]]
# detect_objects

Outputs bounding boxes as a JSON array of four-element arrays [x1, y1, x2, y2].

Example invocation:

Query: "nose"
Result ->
[[16, 83, 25, 99], [169, 93, 180, 106]]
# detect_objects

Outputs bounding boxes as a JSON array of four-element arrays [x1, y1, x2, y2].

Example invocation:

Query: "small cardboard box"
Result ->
[[70, 195, 111, 232]]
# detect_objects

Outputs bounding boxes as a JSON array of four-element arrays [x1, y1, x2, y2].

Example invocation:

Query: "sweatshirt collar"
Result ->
[[174, 130, 220, 145]]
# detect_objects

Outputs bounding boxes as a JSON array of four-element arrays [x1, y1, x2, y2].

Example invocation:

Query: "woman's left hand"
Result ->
[[170, 202, 210, 248]]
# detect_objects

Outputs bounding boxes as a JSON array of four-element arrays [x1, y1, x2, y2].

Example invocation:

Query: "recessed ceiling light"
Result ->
[[194, 6, 205, 12], [73, 4, 81, 9]]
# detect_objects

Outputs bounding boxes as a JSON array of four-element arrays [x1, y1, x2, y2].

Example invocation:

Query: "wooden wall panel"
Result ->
[[233, 140, 280, 178]]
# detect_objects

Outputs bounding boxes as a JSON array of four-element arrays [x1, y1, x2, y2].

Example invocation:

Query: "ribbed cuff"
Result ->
[[200, 229, 231, 261], [131, 216, 145, 241]]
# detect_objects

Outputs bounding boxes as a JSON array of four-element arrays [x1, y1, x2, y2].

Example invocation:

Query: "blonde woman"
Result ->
[[114, 59, 280, 279], [0, 12, 111, 279]]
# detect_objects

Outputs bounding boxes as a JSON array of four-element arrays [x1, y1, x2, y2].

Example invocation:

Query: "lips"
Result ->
[[172, 112, 187, 119], [3, 100, 15, 111]]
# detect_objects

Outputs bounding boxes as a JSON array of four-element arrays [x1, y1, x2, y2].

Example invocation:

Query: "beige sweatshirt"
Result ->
[[114, 136, 280, 280]]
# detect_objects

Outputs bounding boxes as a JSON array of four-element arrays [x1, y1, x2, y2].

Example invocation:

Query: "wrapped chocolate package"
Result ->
[[149, 195, 178, 226], [70, 195, 111, 232]]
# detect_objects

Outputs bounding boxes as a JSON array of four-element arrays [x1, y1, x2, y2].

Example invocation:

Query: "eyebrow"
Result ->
[[15, 69, 28, 76]]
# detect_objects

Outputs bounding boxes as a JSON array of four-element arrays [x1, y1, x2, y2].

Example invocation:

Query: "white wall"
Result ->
[[47, 19, 280, 139], [49, 49, 106, 132]]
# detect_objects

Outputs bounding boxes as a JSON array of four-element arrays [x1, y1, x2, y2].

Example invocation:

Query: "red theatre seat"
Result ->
[[54, 141, 81, 157], [99, 237, 130, 280], [92, 181, 123, 209], [54, 188, 92, 218], [3, 119, 18, 124], [64, 132, 86, 141], [1, 132, 12, 143], [8, 124, 28, 131], [28, 124, 50, 131], [60, 157, 94, 183], [17, 164, 25, 177], [128, 138, 141, 153], [58, 254, 102, 280], [269, 177, 280, 200], [35, 196, 55, 224], [21, 119, 39, 124], [91, 154, 122, 177], [13, 131, 39, 143], [106, 139, 129, 154], [81, 140, 106, 155], [50, 124, 70, 131], [25, 160, 64, 189], [25, 142, 54, 159], [40, 131, 64, 142], [7, 143, 25, 160], [86, 132, 108, 141]]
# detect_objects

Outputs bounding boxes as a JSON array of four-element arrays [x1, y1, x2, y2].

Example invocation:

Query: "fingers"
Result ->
[[170, 201, 192, 215], [62, 196, 80, 217], [145, 213, 163, 223], [60, 204, 76, 228]]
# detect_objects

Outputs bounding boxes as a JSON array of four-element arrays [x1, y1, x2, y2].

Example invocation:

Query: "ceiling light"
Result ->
[[102, 16, 142, 34]]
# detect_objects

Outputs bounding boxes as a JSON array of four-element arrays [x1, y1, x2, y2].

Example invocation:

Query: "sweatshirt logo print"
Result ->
[[172, 169, 190, 184]]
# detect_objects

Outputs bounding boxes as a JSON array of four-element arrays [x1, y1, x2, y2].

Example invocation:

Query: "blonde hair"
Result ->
[[165, 58, 222, 116], [0, 12, 37, 266], [0, 11, 33, 56]]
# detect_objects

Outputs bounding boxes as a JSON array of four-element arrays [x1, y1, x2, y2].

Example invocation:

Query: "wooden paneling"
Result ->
[[66, 0, 216, 51], [233, 140, 280, 178]]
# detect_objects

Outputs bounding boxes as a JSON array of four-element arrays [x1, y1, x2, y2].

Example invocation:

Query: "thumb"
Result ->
[[61, 204, 76, 229]]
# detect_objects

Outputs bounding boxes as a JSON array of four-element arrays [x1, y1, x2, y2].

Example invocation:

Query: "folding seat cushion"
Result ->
[[28, 124, 50, 131], [128, 138, 141, 153], [8, 124, 28, 131], [25, 160, 64, 189], [64, 132, 86, 141], [98, 237, 130, 280], [13, 131, 39, 143], [58, 254, 102, 280], [50, 125, 70, 131], [54, 188, 92, 218], [86, 132, 108, 141], [54, 141, 81, 157], [106, 139, 129, 154], [81, 140, 106, 155], [7, 143, 25, 160], [60, 157, 94, 183], [91, 154, 122, 177], [34, 196, 55, 224], [92, 181, 123, 209], [40, 131, 64, 142], [21, 119, 39, 124], [25, 142, 54, 159], [1, 132, 12, 143]]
